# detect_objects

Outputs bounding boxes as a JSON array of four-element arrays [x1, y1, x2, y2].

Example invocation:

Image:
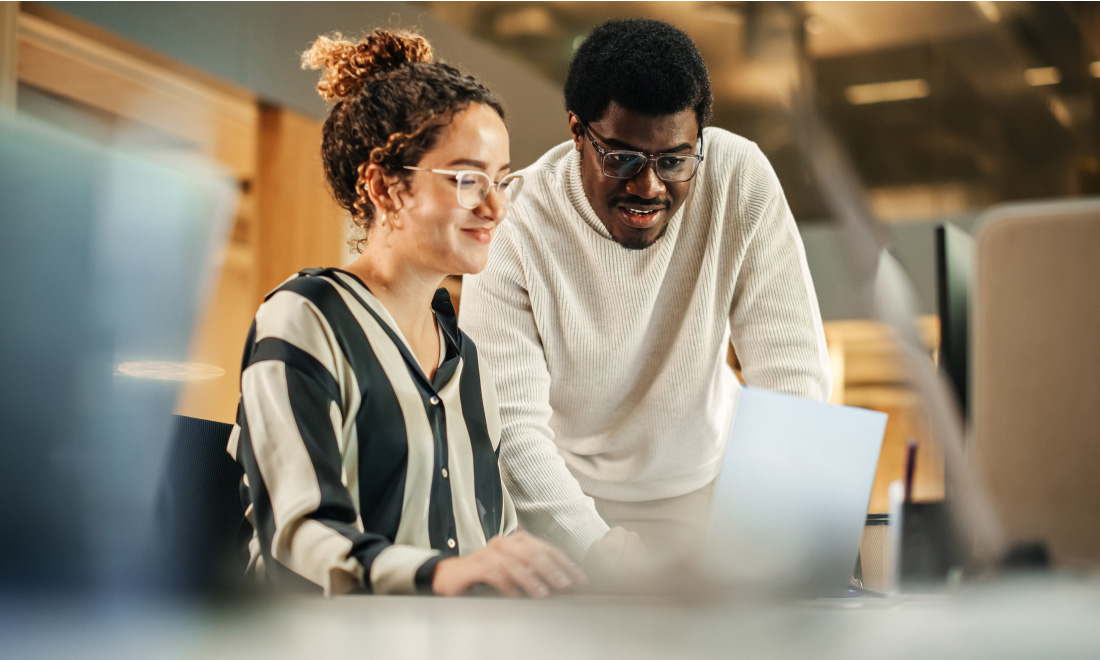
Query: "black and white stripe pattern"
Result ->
[[228, 268, 516, 596]]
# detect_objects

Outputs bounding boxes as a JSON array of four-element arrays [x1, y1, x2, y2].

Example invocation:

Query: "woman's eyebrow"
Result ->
[[444, 158, 512, 172], [445, 158, 489, 168]]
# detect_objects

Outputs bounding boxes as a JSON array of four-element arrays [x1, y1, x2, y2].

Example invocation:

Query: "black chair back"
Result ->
[[156, 414, 251, 595]]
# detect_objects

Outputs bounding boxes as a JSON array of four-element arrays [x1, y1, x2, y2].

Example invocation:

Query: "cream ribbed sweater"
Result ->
[[460, 128, 831, 559]]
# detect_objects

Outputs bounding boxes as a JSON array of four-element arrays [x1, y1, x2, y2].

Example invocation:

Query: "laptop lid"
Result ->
[[705, 387, 887, 597]]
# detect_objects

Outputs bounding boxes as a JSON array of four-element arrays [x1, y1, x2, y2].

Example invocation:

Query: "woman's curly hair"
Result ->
[[302, 29, 504, 252]]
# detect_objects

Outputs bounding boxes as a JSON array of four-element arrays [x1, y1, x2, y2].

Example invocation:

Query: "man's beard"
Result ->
[[616, 221, 670, 250]]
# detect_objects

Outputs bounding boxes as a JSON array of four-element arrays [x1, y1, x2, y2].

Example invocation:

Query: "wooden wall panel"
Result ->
[[16, 12, 257, 180], [256, 106, 348, 298], [824, 316, 944, 513], [174, 242, 259, 423], [1, 2, 16, 109], [847, 387, 944, 513]]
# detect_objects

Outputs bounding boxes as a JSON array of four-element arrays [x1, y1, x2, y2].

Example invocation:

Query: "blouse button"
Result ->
[[447, 538, 456, 549], [441, 468, 449, 478], [429, 396, 440, 406]]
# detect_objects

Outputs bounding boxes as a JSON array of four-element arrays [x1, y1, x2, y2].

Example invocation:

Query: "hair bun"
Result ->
[[302, 29, 434, 102]]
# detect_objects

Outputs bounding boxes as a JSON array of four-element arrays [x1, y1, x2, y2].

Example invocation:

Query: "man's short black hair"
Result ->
[[564, 19, 713, 129]]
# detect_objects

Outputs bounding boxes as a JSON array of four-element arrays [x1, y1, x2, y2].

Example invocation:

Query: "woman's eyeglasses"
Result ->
[[404, 167, 525, 210], [578, 120, 704, 183]]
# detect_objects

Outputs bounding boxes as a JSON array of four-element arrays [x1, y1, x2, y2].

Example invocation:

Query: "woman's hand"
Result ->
[[432, 532, 588, 598]]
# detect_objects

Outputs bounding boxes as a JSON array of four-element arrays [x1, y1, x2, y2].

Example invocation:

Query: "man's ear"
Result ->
[[567, 113, 585, 152], [362, 163, 404, 214]]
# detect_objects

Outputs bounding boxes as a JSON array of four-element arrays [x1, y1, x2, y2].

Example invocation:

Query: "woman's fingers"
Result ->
[[436, 534, 588, 598], [498, 533, 587, 590], [537, 541, 589, 586], [496, 557, 552, 599]]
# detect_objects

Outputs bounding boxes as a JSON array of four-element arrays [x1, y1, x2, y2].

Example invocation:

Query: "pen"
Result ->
[[903, 438, 918, 502]]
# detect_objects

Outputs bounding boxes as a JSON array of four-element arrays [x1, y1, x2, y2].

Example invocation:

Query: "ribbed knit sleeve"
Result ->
[[728, 144, 832, 402], [459, 226, 611, 561]]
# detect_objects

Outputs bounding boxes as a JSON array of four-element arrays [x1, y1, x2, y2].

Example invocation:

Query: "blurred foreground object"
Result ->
[[791, 76, 1007, 572], [6, 576, 1100, 660], [972, 198, 1100, 567], [0, 112, 235, 595]]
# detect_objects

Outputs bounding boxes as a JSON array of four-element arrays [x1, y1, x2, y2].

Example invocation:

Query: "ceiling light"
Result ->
[[698, 5, 744, 25], [973, 1, 1001, 23], [492, 6, 555, 38], [1090, 61, 1100, 78], [116, 361, 225, 381], [844, 79, 930, 105], [1024, 67, 1061, 86]]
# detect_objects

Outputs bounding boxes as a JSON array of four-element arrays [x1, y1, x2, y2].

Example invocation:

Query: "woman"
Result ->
[[227, 29, 585, 597]]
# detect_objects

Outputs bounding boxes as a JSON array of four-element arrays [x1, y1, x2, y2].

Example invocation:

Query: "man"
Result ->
[[461, 19, 831, 564]]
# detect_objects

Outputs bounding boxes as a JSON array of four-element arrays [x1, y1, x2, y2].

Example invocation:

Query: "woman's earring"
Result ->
[[379, 211, 389, 229]]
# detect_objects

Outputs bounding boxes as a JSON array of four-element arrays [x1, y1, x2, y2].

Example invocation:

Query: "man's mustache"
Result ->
[[611, 195, 671, 209]]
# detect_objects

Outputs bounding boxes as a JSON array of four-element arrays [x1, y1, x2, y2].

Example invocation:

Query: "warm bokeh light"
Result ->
[[843, 79, 930, 105], [973, 1, 1002, 23], [116, 361, 226, 381], [1024, 66, 1062, 86]]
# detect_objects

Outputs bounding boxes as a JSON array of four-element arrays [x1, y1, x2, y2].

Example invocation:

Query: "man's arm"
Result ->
[[460, 228, 610, 561], [729, 144, 832, 402]]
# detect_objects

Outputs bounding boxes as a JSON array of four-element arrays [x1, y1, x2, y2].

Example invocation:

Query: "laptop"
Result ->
[[704, 387, 887, 597]]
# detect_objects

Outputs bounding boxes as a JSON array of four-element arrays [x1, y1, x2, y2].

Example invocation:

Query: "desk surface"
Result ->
[[5, 577, 1100, 660]]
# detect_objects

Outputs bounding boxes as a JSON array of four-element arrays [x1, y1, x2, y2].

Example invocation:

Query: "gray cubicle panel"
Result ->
[[971, 198, 1100, 567]]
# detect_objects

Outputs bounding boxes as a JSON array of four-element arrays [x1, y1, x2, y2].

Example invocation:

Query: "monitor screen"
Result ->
[[935, 222, 974, 424]]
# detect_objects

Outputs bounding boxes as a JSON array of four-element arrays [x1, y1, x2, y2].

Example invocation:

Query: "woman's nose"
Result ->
[[475, 187, 507, 223]]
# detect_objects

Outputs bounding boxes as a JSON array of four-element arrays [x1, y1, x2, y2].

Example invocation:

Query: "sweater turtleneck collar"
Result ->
[[564, 148, 614, 241]]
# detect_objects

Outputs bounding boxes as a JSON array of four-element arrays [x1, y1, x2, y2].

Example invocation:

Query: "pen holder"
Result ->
[[898, 500, 962, 590]]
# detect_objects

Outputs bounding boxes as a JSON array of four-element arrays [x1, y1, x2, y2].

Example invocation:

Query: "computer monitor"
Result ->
[[0, 113, 234, 594], [935, 222, 974, 424]]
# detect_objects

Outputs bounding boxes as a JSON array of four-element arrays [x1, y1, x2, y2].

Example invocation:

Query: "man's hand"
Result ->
[[583, 527, 647, 588], [432, 532, 587, 598]]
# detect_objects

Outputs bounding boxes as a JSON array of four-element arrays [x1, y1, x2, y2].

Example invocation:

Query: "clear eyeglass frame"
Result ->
[[578, 119, 705, 183], [403, 166, 525, 210]]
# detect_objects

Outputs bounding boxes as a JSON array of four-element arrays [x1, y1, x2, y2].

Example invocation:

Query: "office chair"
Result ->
[[156, 414, 251, 595]]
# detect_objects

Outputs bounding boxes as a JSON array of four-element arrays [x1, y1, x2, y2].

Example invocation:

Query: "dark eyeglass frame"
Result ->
[[576, 118, 705, 183]]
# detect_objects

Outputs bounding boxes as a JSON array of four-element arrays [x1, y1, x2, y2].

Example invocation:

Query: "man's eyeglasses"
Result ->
[[577, 120, 704, 183], [404, 167, 525, 210]]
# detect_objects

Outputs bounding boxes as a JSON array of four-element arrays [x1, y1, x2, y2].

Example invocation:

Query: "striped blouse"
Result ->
[[227, 267, 517, 596]]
